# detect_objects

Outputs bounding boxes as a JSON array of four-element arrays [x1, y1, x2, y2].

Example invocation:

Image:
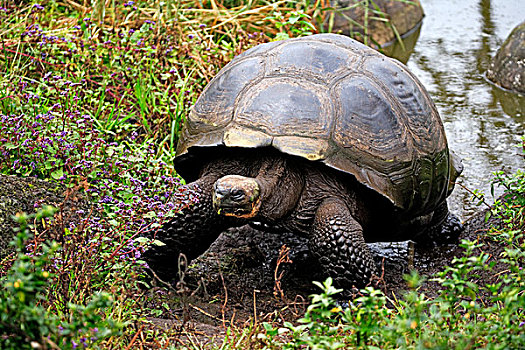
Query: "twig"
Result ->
[[218, 260, 228, 328], [146, 266, 175, 291], [456, 182, 492, 209], [125, 324, 144, 350], [273, 245, 293, 301], [253, 288, 259, 326], [176, 253, 191, 324], [188, 303, 229, 324], [369, 257, 386, 292]]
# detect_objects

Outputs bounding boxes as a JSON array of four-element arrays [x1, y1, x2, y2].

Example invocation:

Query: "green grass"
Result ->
[[0, 1, 523, 349]]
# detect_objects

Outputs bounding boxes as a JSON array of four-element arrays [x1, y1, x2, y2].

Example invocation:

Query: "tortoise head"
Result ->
[[212, 175, 261, 218]]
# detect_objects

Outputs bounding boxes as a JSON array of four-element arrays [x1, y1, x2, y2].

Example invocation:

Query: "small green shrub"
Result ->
[[260, 277, 344, 349], [265, 9, 316, 41], [0, 208, 124, 349]]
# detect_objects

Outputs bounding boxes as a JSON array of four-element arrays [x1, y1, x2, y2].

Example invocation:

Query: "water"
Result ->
[[390, 0, 525, 219]]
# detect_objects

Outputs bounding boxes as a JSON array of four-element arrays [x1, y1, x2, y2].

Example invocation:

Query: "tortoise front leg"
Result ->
[[309, 199, 377, 290], [143, 175, 237, 281]]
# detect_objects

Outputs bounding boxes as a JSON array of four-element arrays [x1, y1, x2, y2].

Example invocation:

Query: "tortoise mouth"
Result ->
[[212, 175, 261, 219], [214, 200, 261, 218]]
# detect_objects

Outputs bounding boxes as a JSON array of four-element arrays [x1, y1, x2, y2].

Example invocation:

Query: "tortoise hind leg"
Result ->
[[309, 198, 377, 290], [143, 175, 237, 281]]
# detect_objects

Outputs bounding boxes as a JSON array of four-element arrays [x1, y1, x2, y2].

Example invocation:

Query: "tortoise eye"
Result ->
[[231, 189, 244, 199]]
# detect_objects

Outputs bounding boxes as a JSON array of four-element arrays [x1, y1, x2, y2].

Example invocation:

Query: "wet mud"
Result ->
[[145, 207, 506, 343]]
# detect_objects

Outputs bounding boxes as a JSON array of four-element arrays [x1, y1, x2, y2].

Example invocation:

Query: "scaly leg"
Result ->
[[309, 199, 377, 290], [413, 201, 463, 246], [143, 175, 237, 281]]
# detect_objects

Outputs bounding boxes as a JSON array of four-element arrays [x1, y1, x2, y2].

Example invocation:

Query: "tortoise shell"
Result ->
[[176, 34, 456, 215]]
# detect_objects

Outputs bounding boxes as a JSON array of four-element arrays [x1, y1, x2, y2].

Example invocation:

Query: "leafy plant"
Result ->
[[0, 208, 124, 349], [265, 9, 316, 41], [260, 277, 346, 349], [490, 168, 525, 230]]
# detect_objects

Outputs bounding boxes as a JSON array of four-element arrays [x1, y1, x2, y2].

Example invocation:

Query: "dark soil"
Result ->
[[145, 207, 505, 345], [0, 175, 89, 262]]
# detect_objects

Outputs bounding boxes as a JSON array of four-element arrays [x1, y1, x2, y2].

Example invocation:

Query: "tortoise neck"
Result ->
[[255, 156, 305, 221]]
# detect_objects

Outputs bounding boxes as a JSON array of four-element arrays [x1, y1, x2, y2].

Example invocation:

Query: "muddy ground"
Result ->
[[145, 208, 505, 344]]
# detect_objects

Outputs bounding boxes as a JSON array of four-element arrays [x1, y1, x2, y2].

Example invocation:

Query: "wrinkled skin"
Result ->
[[144, 150, 459, 290]]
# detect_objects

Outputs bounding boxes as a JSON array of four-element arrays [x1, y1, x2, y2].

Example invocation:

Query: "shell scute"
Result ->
[[362, 57, 446, 151], [270, 41, 360, 82], [235, 79, 333, 139], [332, 77, 411, 164], [192, 56, 264, 126]]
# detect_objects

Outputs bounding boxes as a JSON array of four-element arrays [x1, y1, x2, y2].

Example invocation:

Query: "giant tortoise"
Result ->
[[145, 34, 463, 289]]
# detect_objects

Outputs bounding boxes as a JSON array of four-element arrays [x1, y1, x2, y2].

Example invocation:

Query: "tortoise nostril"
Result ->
[[214, 185, 229, 197]]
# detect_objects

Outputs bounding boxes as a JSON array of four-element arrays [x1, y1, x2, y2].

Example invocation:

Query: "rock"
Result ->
[[324, 0, 424, 47], [486, 21, 525, 94]]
